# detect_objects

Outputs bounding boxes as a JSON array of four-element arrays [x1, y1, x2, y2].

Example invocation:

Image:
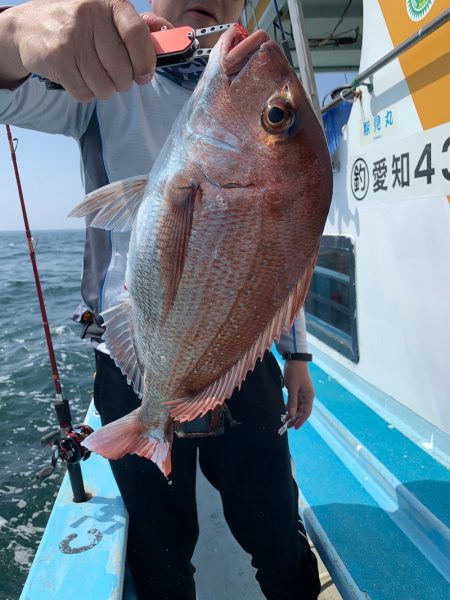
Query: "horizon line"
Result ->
[[0, 227, 86, 233]]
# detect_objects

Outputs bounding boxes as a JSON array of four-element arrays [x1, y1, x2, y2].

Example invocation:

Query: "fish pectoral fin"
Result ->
[[101, 301, 143, 397], [161, 181, 201, 315], [167, 245, 320, 422], [82, 409, 173, 476], [69, 175, 148, 231]]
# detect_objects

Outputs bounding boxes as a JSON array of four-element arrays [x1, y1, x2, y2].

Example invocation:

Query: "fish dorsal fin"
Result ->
[[160, 181, 200, 318], [101, 300, 143, 397], [167, 246, 319, 422], [69, 175, 148, 231]]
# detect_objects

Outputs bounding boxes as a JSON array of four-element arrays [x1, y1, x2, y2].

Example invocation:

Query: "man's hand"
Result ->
[[284, 360, 315, 429], [1, 0, 172, 100]]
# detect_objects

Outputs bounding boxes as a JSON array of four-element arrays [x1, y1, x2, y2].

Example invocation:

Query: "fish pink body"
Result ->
[[70, 26, 332, 475]]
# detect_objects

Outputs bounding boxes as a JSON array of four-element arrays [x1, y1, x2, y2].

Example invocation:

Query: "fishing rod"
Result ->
[[5, 124, 92, 503]]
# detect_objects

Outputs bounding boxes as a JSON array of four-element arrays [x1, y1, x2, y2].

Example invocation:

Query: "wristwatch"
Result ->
[[281, 352, 313, 362]]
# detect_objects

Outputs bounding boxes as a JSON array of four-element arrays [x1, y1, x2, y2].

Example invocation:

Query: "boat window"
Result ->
[[305, 235, 359, 362]]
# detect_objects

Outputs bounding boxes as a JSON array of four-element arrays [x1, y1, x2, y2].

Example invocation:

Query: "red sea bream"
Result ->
[[70, 25, 333, 475]]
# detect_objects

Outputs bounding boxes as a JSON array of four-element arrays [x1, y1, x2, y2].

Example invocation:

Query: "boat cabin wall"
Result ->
[[308, 0, 450, 439]]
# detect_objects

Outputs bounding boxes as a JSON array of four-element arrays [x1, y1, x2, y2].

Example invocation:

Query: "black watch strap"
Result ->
[[281, 352, 313, 362]]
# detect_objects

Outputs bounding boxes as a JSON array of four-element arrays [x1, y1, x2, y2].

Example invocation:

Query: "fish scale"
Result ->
[[70, 25, 332, 475]]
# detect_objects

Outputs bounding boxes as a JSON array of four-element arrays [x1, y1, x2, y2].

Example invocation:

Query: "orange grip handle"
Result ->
[[150, 26, 195, 56]]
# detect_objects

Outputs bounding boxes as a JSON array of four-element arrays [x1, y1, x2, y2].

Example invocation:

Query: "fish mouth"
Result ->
[[220, 27, 271, 78]]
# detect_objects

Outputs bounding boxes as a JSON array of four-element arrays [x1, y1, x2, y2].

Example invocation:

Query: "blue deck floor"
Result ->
[[21, 354, 449, 600]]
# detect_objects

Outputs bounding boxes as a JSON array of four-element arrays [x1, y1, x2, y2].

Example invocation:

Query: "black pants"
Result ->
[[94, 350, 320, 600]]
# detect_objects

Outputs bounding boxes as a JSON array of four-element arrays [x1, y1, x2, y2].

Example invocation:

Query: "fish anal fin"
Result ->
[[69, 175, 148, 231], [160, 181, 201, 317], [82, 410, 173, 476], [167, 246, 319, 422], [101, 300, 143, 397]]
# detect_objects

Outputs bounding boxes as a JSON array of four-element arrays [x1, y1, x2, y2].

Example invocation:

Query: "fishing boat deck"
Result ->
[[21, 350, 450, 599], [192, 464, 342, 600], [21, 399, 341, 600], [123, 425, 342, 599]]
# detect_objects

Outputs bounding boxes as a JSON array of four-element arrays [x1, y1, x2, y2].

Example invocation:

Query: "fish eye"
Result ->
[[261, 100, 294, 133]]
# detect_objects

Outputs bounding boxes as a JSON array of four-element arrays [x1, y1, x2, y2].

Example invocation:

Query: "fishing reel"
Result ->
[[36, 424, 94, 481]]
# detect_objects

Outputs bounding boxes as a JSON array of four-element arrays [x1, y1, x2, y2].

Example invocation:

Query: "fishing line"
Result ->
[[5, 126, 63, 397], [37, 259, 87, 412]]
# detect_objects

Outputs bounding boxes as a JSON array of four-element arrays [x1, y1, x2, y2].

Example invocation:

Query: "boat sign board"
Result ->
[[349, 122, 450, 202], [359, 106, 399, 145]]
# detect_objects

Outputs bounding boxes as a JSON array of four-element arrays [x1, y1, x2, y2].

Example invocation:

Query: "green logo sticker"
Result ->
[[406, 0, 435, 21]]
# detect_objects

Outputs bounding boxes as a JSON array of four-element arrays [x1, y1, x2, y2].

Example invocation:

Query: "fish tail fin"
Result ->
[[82, 409, 172, 476]]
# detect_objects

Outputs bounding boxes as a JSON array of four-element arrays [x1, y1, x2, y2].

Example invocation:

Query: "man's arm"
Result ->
[[275, 308, 315, 429], [0, 0, 171, 100], [0, 6, 29, 89]]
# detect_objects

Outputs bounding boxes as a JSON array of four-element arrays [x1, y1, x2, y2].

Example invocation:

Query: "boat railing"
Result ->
[[321, 7, 450, 115]]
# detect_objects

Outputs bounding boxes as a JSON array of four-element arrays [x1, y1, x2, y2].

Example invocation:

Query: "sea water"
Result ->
[[0, 230, 94, 600]]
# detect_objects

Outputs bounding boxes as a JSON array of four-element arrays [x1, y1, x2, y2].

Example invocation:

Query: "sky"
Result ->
[[1, 0, 352, 231]]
